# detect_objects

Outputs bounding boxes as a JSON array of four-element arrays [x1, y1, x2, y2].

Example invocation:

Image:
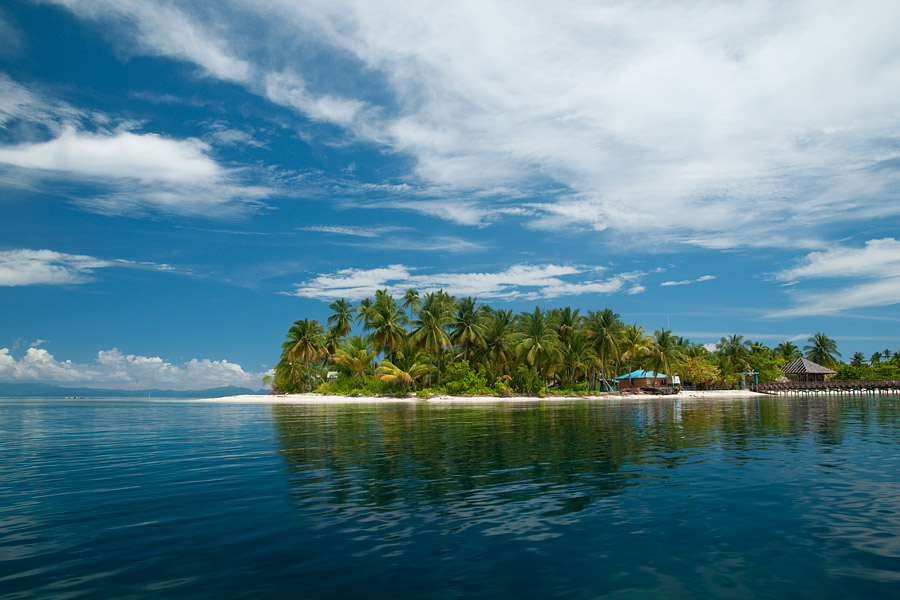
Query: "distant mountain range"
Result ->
[[0, 382, 267, 398]]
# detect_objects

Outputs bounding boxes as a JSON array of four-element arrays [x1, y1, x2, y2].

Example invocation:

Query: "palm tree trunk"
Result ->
[[305, 356, 311, 392]]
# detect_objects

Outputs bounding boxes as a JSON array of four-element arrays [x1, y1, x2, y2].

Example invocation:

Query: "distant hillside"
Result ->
[[0, 383, 267, 398]]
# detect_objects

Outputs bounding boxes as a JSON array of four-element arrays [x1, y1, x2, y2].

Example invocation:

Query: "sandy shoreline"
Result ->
[[198, 389, 766, 404]]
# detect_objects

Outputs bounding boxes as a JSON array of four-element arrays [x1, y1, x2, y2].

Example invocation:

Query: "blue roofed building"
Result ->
[[615, 370, 680, 390]]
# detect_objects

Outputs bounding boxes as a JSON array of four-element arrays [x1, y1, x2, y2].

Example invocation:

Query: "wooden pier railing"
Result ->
[[751, 379, 900, 395]]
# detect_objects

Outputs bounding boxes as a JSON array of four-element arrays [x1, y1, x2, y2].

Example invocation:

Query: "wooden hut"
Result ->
[[780, 358, 837, 383], [615, 370, 679, 390]]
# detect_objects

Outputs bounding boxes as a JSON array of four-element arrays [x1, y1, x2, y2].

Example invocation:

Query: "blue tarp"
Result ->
[[615, 370, 666, 380], [615, 370, 681, 384]]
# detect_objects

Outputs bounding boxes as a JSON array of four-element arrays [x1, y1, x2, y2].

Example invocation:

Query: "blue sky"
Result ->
[[1, 0, 899, 389]]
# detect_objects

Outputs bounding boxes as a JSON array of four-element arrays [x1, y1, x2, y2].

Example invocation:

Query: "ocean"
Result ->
[[2, 395, 899, 598]]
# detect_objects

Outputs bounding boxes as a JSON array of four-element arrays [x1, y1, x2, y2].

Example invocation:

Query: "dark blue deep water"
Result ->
[[2, 395, 900, 599]]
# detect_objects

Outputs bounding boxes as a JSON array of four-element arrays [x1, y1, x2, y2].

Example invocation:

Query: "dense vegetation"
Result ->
[[270, 290, 900, 396]]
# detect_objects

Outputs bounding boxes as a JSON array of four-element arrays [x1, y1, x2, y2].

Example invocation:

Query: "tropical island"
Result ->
[[266, 290, 899, 399]]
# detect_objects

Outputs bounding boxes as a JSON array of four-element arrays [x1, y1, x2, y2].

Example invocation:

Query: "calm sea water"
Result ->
[[2, 395, 900, 599]]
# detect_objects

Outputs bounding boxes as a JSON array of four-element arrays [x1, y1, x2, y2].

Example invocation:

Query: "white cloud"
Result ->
[[0, 73, 83, 129], [0, 89, 271, 217], [258, 0, 900, 245], [300, 226, 486, 253], [773, 278, 900, 317], [0, 249, 114, 286], [774, 238, 900, 282], [660, 275, 716, 287], [0, 347, 267, 390], [0, 248, 178, 286], [46, 0, 252, 82], [771, 238, 900, 316], [263, 70, 367, 126], [42, 1, 900, 247], [392, 236, 486, 254], [0, 126, 221, 182], [300, 225, 404, 238], [288, 263, 645, 301]]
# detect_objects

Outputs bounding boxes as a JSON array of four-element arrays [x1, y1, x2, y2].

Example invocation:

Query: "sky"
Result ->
[[1, 0, 899, 390]]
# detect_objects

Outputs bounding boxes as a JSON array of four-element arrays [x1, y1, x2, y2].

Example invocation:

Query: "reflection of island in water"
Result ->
[[269, 396, 900, 595], [271, 396, 886, 513]]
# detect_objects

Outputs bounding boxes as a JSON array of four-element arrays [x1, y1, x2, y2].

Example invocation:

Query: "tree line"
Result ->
[[270, 289, 897, 395]]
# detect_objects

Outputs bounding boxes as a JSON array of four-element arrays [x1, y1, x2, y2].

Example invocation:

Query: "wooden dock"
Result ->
[[751, 379, 900, 395]]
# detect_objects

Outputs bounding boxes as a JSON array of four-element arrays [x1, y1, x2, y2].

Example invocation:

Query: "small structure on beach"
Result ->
[[780, 358, 837, 383], [615, 370, 679, 390]]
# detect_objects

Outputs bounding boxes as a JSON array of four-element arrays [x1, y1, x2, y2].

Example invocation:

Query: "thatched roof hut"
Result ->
[[780, 358, 837, 382]]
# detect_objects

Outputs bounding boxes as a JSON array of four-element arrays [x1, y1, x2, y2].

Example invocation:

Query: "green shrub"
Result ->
[[441, 360, 491, 396], [492, 375, 513, 397], [442, 361, 491, 395], [511, 366, 546, 396], [361, 376, 390, 396]]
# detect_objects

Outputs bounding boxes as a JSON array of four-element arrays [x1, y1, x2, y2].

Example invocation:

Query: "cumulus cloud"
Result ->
[[0, 126, 222, 182], [770, 238, 900, 316], [288, 263, 645, 301], [0, 347, 267, 390]]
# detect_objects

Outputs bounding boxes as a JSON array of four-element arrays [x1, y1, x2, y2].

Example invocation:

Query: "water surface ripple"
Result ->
[[2, 395, 900, 598]]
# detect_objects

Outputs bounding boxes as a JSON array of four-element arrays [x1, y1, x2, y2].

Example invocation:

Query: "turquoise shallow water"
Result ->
[[2, 395, 900, 599]]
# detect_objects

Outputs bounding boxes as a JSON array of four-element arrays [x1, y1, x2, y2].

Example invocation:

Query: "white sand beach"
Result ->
[[199, 389, 766, 404]]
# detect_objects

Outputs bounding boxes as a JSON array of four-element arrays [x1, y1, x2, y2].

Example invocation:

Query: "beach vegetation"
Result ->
[[804, 332, 841, 369], [269, 290, 889, 395]]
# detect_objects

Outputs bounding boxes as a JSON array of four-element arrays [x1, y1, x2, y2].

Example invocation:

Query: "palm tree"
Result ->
[[870, 351, 883, 365], [804, 332, 841, 368], [479, 308, 516, 379], [551, 307, 582, 348], [775, 341, 801, 362], [323, 324, 343, 359], [585, 308, 622, 391], [682, 342, 712, 359], [648, 329, 683, 384], [368, 294, 407, 364], [411, 291, 453, 386], [402, 288, 422, 323], [281, 318, 326, 391], [376, 358, 429, 393], [514, 307, 560, 381], [621, 323, 650, 386], [450, 297, 485, 361], [559, 331, 595, 384], [354, 298, 374, 330], [717, 334, 751, 371], [850, 352, 866, 368], [333, 337, 376, 385], [327, 298, 354, 337]]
